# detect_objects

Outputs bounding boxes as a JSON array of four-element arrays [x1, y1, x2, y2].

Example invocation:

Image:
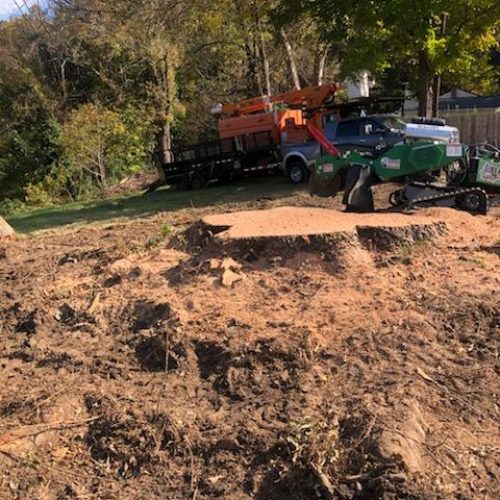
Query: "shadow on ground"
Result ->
[[7, 177, 303, 233]]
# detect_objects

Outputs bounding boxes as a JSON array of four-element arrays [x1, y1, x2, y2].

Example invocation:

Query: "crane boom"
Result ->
[[217, 84, 338, 117]]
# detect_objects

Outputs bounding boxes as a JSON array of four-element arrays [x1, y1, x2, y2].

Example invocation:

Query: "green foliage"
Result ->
[[0, 105, 61, 200], [0, 198, 26, 217], [24, 181, 57, 207], [280, 0, 500, 96], [19, 103, 154, 205], [55, 103, 152, 200]]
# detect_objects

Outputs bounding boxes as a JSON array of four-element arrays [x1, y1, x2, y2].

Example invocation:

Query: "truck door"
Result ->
[[323, 112, 337, 141], [359, 118, 388, 150], [332, 119, 366, 152]]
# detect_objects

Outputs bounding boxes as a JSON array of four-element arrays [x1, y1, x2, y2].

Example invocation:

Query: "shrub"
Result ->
[[59, 103, 153, 199], [0, 198, 26, 217]]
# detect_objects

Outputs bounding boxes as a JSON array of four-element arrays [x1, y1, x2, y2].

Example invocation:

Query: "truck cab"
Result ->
[[282, 114, 406, 183]]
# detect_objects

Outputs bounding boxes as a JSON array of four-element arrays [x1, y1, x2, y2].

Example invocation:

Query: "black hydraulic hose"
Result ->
[[474, 143, 500, 155]]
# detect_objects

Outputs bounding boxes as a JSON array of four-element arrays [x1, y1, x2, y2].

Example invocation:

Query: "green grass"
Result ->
[[6, 176, 304, 234]]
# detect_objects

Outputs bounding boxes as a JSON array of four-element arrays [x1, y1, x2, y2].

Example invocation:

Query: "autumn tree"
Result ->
[[279, 0, 500, 116]]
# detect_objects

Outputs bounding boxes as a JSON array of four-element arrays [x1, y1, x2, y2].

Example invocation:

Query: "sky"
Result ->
[[0, 0, 38, 20]]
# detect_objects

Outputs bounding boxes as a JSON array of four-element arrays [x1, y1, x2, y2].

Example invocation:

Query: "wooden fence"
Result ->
[[438, 110, 500, 146]]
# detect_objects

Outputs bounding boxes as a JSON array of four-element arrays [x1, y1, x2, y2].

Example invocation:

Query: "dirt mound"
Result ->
[[0, 201, 498, 499]]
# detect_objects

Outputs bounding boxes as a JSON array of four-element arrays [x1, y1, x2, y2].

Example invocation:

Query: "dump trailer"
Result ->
[[159, 131, 278, 189]]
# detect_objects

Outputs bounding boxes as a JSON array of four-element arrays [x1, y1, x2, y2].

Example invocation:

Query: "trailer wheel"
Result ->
[[176, 176, 191, 191], [191, 174, 207, 190], [287, 160, 309, 184]]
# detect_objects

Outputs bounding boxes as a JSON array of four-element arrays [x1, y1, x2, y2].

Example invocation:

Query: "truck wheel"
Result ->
[[287, 161, 309, 184]]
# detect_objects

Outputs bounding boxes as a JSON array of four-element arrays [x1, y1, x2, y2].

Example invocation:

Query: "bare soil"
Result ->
[[0, 189, 499, 499]]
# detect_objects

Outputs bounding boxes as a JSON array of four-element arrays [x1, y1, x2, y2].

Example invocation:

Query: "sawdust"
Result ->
[[202, 206, 445, 239]]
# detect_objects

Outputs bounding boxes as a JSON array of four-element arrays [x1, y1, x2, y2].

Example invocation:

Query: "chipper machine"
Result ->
[[309, 118, 500, 214]]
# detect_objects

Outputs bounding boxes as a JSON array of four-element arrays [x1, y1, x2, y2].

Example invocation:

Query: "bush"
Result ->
[[59, 103, 153, 199], [24, 180, 59, 207], [0, 198, 26, 217]]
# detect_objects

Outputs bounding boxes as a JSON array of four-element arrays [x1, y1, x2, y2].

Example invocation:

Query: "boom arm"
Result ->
[[217, 84, 338, 117], [306, 121, 340, 157]]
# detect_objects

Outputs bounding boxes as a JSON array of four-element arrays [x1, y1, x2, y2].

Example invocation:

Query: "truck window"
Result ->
[[359, 119, 383, 135], [324, 113, 337, 124], [376, 116, 406, 132], [365, 119, 387, 134], [336, 121, 360, 137]]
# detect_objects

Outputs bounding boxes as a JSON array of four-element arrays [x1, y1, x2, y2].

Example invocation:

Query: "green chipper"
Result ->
[[309, 118, 500, 214]]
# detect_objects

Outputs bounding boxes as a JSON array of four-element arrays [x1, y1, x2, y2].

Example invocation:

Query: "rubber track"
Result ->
[[406, 186, 489, 215]]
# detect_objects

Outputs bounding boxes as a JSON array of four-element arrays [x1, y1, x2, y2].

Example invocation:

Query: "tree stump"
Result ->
[[0, 217, 15, 238], [182, 207, 448, 266]]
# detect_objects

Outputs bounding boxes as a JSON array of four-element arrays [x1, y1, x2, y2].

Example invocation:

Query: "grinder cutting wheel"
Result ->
[[309, 118, 500, 214]]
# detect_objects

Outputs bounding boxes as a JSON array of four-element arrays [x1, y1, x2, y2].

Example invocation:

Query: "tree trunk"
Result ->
[[0, 217, 15, 238], [280, 28, 300, 90], [256, 15, 271, 95], [417, 49, 433, 117], [316, 46, 329, 85], [152, 51, 173, 164], [60, 58, 68, 104], [432, 74, 441, 118], [96, 129, 107, 190], [243, 34, 262, 96], [158, 123, 172, 164]]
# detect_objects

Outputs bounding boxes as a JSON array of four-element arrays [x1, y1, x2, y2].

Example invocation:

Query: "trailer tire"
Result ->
[[175, 176, 192, 191], [191, 174, 207, 190], [287, 160, 309, 184]]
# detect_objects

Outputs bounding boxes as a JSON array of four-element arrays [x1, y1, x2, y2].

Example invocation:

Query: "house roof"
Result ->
[[440, 89, 476, 99], [439, 95, 500, 110]]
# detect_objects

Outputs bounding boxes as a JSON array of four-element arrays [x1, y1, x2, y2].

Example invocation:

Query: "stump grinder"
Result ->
[[309, 118, 500, 214]]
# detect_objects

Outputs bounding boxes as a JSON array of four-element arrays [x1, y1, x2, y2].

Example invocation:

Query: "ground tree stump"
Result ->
[[0, 217, 14, 238]]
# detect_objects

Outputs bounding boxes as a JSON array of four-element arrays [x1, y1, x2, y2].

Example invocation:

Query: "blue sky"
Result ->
[[0, 0, 39, 20]]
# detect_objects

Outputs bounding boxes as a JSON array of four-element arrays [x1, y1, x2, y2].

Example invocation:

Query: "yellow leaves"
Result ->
[[59, 103, 151, 193], [474, 31, 498, 51], [202, 11, 225, 32], [172, 102, 186, 118]]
